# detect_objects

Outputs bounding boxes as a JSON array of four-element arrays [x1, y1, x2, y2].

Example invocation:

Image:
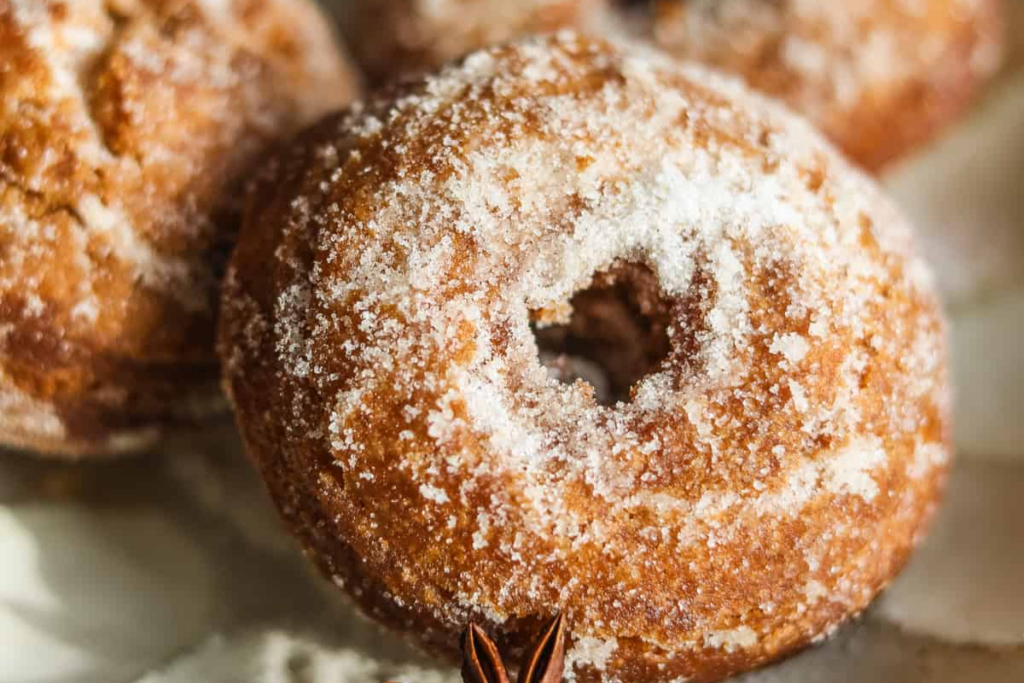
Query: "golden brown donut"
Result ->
[[635, 0, 1005, 170], [220, 35, 950, 683], [335, 0, 605, 85], [0, 0, 360, 457]]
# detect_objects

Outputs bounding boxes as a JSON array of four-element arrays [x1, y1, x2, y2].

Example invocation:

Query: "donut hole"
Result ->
[[531, 262, 672, 406]]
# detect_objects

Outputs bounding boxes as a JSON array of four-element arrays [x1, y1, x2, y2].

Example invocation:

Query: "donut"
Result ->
[[0, 0, 360, 457], [334, 0, 604, 85], [219, 34, 950, 683], [634, 0, 1005, 170]]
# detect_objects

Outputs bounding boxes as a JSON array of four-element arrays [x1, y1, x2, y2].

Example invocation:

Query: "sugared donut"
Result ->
[[0, 0, 360, 457], [335, 0, 604, 85], [635, 0, 1005, 170], [220, 35, 950, 683]]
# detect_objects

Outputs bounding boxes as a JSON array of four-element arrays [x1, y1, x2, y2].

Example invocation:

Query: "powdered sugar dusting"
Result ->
[[705, 626, 759, 652], [824, 437, 887, 501]]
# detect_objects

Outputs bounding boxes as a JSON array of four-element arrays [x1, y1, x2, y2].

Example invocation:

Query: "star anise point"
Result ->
[[516, 613, 567, 683], [387, 613, 567, 683]]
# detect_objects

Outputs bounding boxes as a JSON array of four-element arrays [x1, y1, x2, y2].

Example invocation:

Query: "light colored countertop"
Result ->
[[1, 3, 1022, 682]]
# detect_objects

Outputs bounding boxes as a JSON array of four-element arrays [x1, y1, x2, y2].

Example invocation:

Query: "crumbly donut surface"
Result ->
[[337, 0, 603, 84], [221, 35, 950, 683], [335, 0, 1003, 170], [0, 0, 359, 456], [643, 0, 1005, 170]]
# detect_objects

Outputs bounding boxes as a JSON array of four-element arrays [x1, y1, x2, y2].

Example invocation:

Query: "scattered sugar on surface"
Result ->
[[823, 438, 887, 501], [564, 635, 619, 680], [770, 333, 810, 364], [704, 626, 759, 652]]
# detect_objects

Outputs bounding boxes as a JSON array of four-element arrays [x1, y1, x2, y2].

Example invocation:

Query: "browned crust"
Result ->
[[336, 0, 606, 85], [647, 0, 1006, 171], [332, 0, 1003, 170], [0, 0, 360, 457], [220, 36, 949, 683], [833, 0, 1005, 170]]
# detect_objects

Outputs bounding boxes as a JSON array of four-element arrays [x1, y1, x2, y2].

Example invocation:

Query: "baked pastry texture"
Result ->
[[220, 35, 950, 683], [639, 0, 1005, 170], [335, 0, 603, 85], [334, 0, 1003, 170], [0, 0, 360, 457]]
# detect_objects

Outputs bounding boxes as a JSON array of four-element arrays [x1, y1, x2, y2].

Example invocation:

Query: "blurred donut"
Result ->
[[0, 0, 360, 456], [639, 0, 1004, 170], [335, 0, 604, 84]]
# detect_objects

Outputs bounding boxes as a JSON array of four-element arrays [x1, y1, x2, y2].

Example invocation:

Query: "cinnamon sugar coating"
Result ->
[[0, 0, 360, 457], [220, 35, 950, 682], [640, 0, 1005, 170], [340, 0, 1005, 170]]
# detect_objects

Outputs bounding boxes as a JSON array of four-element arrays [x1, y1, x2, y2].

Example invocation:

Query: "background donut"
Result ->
[[220, 35, 950, 683], [0, 0, 360, 457], [329, 0, 1003, 171], [633, 0, 1005, 170], [333, 0, 605, 85]]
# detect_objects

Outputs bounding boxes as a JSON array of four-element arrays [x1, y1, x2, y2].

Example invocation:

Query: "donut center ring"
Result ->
[[531, 261, 673, 406]]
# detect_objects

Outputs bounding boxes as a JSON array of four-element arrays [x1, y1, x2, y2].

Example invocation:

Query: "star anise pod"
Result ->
[[462, 613, 566, 683], [387, 613, 566, 683], [513, 613, 567, 683], [461, 622, 511, 683]]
